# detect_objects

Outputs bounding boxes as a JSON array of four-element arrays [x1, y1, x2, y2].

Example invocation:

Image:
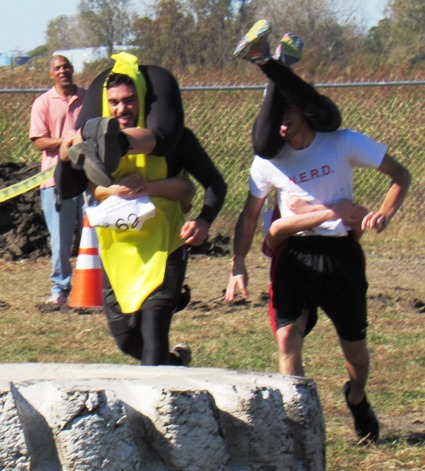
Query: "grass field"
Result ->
[[0, 232, 423, 470], [0, 71, 424, 469]]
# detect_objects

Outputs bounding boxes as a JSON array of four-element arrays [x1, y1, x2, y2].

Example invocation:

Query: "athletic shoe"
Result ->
[[344, 381, 380, 444], [171, 343, 192, 366], [45, 294, 67, 307], [273, 32, 304, 66], [233, 20, 272, 63], [81, 117, 122, 175], [68, 139, 114, 188]]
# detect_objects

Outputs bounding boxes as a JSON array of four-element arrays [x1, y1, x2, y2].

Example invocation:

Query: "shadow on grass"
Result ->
[[380, 432, 425, 446]]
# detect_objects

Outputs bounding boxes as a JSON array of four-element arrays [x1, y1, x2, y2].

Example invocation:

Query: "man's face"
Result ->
[[107, 84, 139, 130], [49, 57, 73, 87], [279, 103, 308, 140]]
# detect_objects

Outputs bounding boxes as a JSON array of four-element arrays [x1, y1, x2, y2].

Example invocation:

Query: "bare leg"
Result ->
[[339, 338, 370, 403], [275, 310, 309, 376], [340, 337, 380, 442]]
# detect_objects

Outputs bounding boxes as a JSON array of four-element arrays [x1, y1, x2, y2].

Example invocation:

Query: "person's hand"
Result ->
[[118, 173, 148, 197], [180, 218, 210, 246], [59, 130, 78, 161], [361, 211, 390, 233], [225, 258, 249, 303]]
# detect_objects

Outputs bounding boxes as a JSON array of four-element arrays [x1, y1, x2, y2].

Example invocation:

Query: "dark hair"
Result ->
[[106, 73, 135, 90]]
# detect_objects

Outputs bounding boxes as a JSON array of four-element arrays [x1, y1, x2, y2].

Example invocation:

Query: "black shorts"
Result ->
[[271, 233, 368, 341]]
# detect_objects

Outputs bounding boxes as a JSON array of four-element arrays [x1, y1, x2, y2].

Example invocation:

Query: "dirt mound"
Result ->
[[0, 163, 231, 262], [0, 162, 50, 260]]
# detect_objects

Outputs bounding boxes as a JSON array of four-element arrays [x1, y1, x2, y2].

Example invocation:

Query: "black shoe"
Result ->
[[344, 382, 379, 444], [170, 344, 192, 366], [68, 139, 113, 187], [81, 117, 122, 175]]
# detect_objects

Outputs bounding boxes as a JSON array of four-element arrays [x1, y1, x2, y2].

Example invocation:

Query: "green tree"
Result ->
[[185, 0, 254, 68], [254, 0, 364, 71], [385, 0, 425, 65], [46, 15, 89, 52], [132, 0, 194, 70], [78, 0, 137, 56], [365, 18, 392, 58]]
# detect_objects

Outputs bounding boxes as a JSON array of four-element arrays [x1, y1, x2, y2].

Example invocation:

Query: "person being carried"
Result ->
[[264, 196, 368, 253], [233, 19, 341, 160], [57, 53, 226, 367], [226, 21, 411, 444], [29, 55, 86, 307]]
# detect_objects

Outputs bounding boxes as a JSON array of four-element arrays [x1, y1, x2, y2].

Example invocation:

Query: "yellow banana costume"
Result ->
[[96, 52, 184, 313]]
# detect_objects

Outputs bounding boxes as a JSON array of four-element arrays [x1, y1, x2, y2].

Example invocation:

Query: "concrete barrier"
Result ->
[[0, 364, 325, 470]]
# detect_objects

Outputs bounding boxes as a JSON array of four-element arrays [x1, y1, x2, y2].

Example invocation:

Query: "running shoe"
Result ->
[[273, 32, 304, 66], [81, 117, 122, 175], [344, 381, 380, 444], [171, 343, 192, 366], [68, 139, 113, 188], [233, 20, 272, 63]]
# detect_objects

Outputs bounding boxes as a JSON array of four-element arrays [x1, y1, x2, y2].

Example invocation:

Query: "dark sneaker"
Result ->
[[68, 139, 113, 187], [233, 19, 272, 64], [81, 117, 122, 175], [171, 343, 192, 366], [344, 381, 380, 444], [273, 32, 304, 66]]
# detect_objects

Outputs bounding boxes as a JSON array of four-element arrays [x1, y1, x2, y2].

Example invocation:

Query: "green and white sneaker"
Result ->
[[233, 20, 272, 64], [273, 32, 304, 66]]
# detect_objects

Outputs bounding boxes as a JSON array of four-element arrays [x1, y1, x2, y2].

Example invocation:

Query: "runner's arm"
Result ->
[[225, 193, 265, 302], [362, 154, 411, 233]]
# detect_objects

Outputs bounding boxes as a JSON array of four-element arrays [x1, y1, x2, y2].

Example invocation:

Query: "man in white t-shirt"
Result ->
[[225, 101, 411, 443]]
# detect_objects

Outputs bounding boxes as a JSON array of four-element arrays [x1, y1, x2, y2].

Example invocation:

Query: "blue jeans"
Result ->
[[40, 187, 84, 297]]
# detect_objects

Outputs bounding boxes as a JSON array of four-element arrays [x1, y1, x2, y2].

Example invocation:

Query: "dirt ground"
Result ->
[[1, 164, 424, 467], [0, 242, 424, 467]]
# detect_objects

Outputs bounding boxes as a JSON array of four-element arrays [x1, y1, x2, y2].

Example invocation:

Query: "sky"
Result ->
[[0, 0, 387, 55]]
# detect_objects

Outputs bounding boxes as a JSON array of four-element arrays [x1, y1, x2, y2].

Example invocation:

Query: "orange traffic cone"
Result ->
[[69, 214, 103, 308]]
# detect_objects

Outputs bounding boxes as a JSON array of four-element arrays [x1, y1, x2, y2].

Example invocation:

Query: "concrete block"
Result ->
[[0, 364, 326, 470], [0, 387, 30, 470]]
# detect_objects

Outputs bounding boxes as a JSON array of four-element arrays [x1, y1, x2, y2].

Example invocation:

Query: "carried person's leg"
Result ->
[[252, 81, 288, 158], [258, 59, 341, 133], [234, 20, 341, 159]]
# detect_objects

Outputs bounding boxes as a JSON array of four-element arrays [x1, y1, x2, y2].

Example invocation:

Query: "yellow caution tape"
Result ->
[[0, 166, 56, 203]]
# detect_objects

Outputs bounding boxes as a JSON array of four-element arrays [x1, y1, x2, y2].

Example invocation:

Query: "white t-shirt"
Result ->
[[249, 130, 387, 236]]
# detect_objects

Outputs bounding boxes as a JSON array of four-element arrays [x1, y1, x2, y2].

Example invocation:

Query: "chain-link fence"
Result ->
[[1, 82, 424, 239]]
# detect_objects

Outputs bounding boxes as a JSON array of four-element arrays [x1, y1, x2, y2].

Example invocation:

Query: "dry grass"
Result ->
[[0, 235, 424, 469]]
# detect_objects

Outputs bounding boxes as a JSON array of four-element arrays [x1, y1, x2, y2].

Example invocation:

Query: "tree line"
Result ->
[[27, 0, 425, 79]]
